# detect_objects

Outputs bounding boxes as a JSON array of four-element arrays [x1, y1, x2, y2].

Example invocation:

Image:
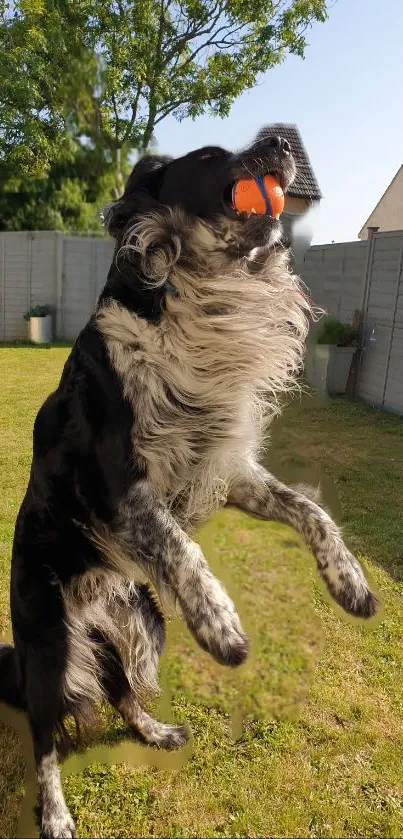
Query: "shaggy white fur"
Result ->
[[97, 207, 311, 530], [63, 570, 160, 703]]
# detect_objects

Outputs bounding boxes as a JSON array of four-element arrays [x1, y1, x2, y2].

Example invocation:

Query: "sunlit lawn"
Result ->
[[0, 347, 402, 838]]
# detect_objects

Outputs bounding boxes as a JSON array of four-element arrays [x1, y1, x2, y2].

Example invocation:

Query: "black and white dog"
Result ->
[[0, 128, 378, 838]]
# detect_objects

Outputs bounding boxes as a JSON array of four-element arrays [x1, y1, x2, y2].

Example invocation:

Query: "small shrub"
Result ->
[[316, 316, 358, 347], [23, 305, 52, 321]]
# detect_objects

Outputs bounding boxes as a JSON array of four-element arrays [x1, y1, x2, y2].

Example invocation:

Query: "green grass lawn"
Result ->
[[0, 347, 402, 838]]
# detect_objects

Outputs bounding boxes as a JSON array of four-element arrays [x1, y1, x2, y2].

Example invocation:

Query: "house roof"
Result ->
[[265, 123, 322, 201], [358, 164, 403, 237]]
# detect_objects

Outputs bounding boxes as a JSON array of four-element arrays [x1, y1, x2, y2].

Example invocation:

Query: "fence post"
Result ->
[[381, 233, 403, 407], [55, 233, 64, 340], [27, 232, 33, 314], [338, 245, 346, 320], [91, 238, 97, 308], [354, 226, 378, 395]]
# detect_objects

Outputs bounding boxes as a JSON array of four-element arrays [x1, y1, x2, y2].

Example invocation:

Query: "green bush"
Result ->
[[316, 316, 359, 347], [23, 305, 52, 321]]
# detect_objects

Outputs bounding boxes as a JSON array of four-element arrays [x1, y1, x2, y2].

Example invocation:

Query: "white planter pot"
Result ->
[[28, 314, 53, 344], [305, 345, 356, 395]]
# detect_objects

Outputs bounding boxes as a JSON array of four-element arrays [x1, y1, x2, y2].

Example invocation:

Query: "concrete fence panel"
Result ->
[[302, 229, 403, 415], [60, 237, 114, 341], [0, 231, 60, 341], [0, 228, 402, 415], [357, 232, 403, 411]]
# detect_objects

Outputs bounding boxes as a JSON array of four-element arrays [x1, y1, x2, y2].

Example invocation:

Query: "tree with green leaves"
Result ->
[[0, 1, 92, 176], [0, 141, 123, 233], [1, 0, 329, 229]]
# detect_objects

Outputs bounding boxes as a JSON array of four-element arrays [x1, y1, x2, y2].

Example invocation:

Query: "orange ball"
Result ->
[[232, 174, 284, 218]]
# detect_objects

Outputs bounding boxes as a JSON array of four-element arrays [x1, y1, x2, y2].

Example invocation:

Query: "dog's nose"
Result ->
[[268, 136, 291, 157]]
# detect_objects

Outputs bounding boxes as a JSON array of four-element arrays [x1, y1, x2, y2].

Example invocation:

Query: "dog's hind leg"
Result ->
[[107, 660, 189, 751], [118, 697, 189, 750], [96, 584, 188, 750], [21, 625, 75, 839], [228, 462, 378, 618]]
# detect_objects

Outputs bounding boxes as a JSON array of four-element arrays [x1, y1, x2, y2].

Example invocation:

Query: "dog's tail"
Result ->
[[0, 642, 26, 710]]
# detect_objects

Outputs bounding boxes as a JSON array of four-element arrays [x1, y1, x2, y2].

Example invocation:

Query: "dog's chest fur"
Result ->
[[96, 308, 257, 529], [96, 253, 309, 529]]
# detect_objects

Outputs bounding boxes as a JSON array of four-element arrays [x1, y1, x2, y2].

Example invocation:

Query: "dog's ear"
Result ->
[[102, 155, 172, 239]]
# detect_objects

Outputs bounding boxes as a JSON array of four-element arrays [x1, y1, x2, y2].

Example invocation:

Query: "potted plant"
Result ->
[[305, 317, 359, 395], [23, 305, 53, 345]]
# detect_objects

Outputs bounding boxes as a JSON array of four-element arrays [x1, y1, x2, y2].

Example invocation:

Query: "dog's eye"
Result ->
[[195, 146, 226, 161]]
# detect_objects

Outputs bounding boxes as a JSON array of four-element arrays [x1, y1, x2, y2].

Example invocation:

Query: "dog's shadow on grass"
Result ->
[[0, 526, 253, 837], [0, 695, 193, 838], [0, 619, 193, 838]]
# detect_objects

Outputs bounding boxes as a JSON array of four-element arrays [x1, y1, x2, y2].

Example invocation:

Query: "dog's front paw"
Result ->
[[188, 581, 249, 667], [321, 545, 379, 618], [177, 544, 249, 666], [196, 615, 249, 666], [41, 808, 76, 839], [205, 610, 250, 667]]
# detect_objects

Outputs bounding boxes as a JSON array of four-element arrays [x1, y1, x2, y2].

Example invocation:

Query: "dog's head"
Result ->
[[104, 127, 296, 276]]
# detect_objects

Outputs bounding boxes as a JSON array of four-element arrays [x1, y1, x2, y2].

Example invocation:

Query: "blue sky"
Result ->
[[156, 0, 403, 245]]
